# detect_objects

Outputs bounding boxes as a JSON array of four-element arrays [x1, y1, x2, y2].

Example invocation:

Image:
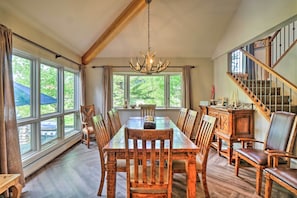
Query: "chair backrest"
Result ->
[[92, 114, 110, 165], [139, 104, 156, 117], [112, 109, 121, 131], [176, 108, 188, 130], [80, 104, 96, 126], [124, 127, 173, 198], [107, 109, 121, 137], [194, 115, 216, 168], [265, 111, 297, 153], [183, 109, 198, 139]]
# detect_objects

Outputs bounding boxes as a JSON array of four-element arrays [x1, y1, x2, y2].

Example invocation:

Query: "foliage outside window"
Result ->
[[12, 52, 80, 158], [112, 73, 182, 108]]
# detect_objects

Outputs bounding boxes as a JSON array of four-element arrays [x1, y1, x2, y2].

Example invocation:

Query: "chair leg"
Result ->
[[98, 169, 106, 196], [87, 134, 90, 149], [235, 153, 240, 176], [201, 171, 210, 198], [264, 173, 272, 198], [256, 167, 263, 195]]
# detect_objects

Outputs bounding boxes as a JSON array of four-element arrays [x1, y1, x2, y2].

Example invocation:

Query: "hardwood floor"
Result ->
[[21, 142, 296, 198]]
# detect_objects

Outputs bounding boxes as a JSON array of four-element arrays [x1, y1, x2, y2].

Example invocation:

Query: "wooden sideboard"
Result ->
[[200, 105, 254, 164]]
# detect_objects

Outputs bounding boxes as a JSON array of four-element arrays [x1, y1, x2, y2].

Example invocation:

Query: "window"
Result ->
[[12, 52, 80, 159], [112, 73, 182, 108]]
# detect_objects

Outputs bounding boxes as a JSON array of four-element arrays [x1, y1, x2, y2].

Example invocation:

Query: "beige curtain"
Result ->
[[183, 66, 192, 109], [80, 66, 86, 105], [0, 25, 25, 185], [103, 66, 112, 119]]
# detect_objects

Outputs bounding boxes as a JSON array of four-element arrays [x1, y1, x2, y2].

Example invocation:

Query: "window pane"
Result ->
[[130, 76, 165, 106], [18, 124, 32, 154], [113, 75, 125, 107], [41, 118, 58, 145], [12, 55, 32, 119], [40, 64, 58, 114], [64, 71, 75, 110], [170, 75, 182, 107], [64, 114, 75, 137]]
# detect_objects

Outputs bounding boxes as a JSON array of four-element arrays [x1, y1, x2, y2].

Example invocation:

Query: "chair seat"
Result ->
[[82, 126, 94, 134], [236, 148, 267, 165], [265, 168, 297, 189], [172, 156, 203, 172]]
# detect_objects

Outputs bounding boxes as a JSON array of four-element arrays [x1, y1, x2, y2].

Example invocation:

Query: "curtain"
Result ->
[[0, 25, 25, 185], [183, 66, 192, 109], [80, 66, 86, 105], [103, 66, 112, 119]]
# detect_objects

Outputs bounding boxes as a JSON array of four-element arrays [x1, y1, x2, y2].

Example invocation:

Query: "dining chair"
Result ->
[[92, 114, 126, 196], [264, 152, 297, 198], [176, 108, 188, 131], [80, 104, 96, 148], [172, 114, 216, 198], [235, 111, 297, 195], [139, 104, 156, 117], [124, 127, 174, 198], [182, 109, 199, 140], [107, 109, 121, 137]]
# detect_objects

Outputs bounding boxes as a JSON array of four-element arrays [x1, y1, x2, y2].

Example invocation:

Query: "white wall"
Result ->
[[213, 0, 297, 142]]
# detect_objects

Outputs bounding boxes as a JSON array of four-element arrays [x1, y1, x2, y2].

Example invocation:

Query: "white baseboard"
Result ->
[[23, 135, 80, 178]]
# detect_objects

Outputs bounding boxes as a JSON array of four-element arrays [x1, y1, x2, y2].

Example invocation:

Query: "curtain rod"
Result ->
[[92, 65, 195, 69], [13, 32, 82, 67]]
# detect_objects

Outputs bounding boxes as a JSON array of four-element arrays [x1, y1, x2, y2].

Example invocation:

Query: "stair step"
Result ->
[[260, 95, 291, 104], [249, 87, 281, 95], [266, 105, 297, 113], [243, 80, 272, 87]]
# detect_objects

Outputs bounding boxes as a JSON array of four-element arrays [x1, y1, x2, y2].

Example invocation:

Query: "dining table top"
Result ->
[[104, 116, 199, 152]]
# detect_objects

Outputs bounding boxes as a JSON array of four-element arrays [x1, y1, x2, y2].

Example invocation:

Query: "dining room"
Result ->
[[0, 0, 297, 198]]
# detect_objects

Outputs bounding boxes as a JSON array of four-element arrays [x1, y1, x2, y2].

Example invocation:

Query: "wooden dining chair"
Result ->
[[172, 114, 216, 198], [182, 109, 199, 140], [92, 114, 126, 196], [235, 111, 297, 195], [124, 127, 174, 198], [264, 152, 297, 198], [176, 108, 188, 131], [107, 109, 121, 137], [139, 104, 156, 117], [80, 104, 96, 148]]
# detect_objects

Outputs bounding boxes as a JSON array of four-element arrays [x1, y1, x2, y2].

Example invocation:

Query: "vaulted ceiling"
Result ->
[[1, 0, 240, 64]]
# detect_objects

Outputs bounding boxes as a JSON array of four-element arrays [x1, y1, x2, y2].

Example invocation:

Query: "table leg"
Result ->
[[10, 183, 22, 198], [106, 152, 116, 198], [186, 154, 197, 198]]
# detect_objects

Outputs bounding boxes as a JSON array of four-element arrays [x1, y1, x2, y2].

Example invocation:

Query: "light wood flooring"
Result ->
[[21, 141, 297, 198]]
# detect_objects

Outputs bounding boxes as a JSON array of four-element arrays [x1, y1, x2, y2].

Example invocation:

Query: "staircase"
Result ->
[[227, 16, 297, 120]]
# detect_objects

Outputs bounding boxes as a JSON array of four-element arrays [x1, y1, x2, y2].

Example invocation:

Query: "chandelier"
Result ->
[[129, 0, 170, 74]]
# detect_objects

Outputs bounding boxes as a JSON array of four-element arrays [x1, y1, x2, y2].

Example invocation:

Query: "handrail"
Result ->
[[272, 39, 297, 68], [240, 48, 297, 93]]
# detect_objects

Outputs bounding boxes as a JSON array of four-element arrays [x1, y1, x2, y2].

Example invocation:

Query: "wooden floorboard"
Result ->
[[21, 142, 297, 198]]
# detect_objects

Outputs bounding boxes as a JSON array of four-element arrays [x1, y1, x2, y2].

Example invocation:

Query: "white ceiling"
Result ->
[[1, 0, 240, 61]]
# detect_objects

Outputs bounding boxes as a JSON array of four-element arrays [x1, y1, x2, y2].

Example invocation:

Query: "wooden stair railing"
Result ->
[[228, 49, 297, 121]]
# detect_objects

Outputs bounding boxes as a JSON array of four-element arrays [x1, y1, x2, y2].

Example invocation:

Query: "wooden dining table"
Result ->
[[103, 116, 200, 198]]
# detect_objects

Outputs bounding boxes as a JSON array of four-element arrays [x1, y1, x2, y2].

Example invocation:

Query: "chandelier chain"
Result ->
[[147, 0, 150, 51]]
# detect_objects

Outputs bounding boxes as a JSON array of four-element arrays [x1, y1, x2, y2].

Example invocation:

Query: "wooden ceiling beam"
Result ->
[[82, 0, 146, 65]]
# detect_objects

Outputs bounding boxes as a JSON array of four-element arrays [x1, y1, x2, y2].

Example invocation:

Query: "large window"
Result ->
[[112, 73, 183, 108], [12, 52, 80, 157]]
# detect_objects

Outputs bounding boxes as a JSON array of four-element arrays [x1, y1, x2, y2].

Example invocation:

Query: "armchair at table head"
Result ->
[[124, 127, 174, 198], [139, 104, 156, 117], [235, 111, 297, 195], [80, 104, 96, 148]]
